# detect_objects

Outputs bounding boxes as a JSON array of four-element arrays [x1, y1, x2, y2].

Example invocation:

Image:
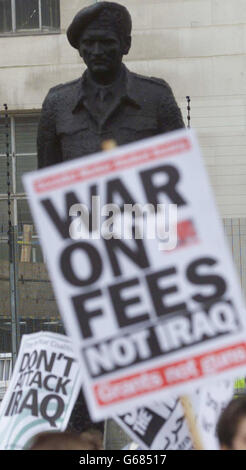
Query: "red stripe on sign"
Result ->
[[33, 137, 191, 194], [93, 342, 246, 406]]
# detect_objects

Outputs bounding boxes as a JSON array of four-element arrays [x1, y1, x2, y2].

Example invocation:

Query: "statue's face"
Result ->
[[79, 28, 124, 78]]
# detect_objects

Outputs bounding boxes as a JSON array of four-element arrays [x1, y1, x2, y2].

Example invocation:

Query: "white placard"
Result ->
[[0, 332, 81, 450], [23, 129, 246, 420], [115, 398, 193, 450], [196, 379, 235, 449]]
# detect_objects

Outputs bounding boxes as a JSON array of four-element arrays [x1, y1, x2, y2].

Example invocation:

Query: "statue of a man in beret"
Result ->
[[37, 1, 184, 167]]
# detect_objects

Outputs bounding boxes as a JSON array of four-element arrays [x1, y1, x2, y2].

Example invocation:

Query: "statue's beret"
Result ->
[[67, 2, 132, 50]]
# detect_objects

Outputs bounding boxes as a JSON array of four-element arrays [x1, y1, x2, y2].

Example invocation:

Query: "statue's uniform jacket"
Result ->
[[37, 65, 185, 168]]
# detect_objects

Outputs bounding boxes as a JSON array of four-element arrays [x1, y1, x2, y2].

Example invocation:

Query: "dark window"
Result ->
[[0, 114, 39, 245], [16, 0, 39, 30], [0, 115, 38, 195], [0, 0, 11, 33], [0, 116, 12, 195], [0, 0, 60, 33], [41, 0, 60, 29], [15, 116, 38, 192]]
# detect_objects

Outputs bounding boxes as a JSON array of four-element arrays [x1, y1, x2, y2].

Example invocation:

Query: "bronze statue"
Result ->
[[37, 1, 184, 168], [37, 2, 185, 436]]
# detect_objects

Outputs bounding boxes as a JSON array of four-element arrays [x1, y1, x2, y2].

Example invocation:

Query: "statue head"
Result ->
[[67, 2, 132, 83]]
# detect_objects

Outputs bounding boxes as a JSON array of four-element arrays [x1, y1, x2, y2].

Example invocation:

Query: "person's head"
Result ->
[[29, 431, 103, 450], [67, 2, 132, 83], [217, 397, 246, 450]]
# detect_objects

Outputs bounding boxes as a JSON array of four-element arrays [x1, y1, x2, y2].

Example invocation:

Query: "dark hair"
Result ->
[[66, 390, 104, 435], [217, 397, 246, 448], [29, 432, 86, 450]]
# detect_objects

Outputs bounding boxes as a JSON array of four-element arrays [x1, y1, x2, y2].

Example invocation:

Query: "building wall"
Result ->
[[0, 0, 245, 218]]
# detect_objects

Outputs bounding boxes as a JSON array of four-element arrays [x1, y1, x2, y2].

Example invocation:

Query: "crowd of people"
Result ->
[[25, 394, 246, 450]]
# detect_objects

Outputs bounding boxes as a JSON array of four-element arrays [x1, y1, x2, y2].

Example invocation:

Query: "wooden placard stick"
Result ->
[[101, 139, 117, 151], [180, 395, 204, 450], [20, 224, 33, 262]]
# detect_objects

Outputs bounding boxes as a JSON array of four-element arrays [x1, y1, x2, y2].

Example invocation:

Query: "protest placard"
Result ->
[[115, 398, 194, 450], [0, 332, 81, 450], [195, 379, 235, 449], [23, 128, 246, 420], [115, 379, 234, 450]]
